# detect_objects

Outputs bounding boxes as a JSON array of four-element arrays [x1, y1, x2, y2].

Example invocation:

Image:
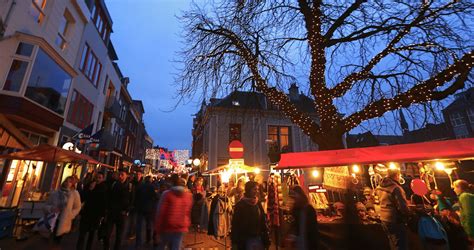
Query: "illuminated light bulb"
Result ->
[[389, 162, 397, 170], [352, 164, 360, 173], [435, 162, 445, 171], [312, 170, 319, 178], [254, 168, 261, 174]]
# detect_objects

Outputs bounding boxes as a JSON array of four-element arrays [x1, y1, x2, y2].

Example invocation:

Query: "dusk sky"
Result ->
[[106, 0, 194, 151]]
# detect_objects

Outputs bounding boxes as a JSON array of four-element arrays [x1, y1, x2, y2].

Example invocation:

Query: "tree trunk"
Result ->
[[314, 131, 345, 151]]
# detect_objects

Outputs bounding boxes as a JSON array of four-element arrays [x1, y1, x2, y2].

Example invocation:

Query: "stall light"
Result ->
[[352, 164, 360, 173], [312, 169, 319, 178], [221, 170, 231, 184], [435, 162, 445, 171], [254, 168, 261, 174], [389, 162, 398, 170]]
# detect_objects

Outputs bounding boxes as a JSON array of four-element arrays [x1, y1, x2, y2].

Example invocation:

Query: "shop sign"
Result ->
[[323, 166, 350, 189]]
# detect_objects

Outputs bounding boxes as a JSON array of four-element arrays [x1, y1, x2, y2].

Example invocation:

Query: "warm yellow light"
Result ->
[[352, 164, 360, 173], [389, 162, 397, 170], [312, 170, 319, 178], [221, 170, 231, 184], [254, 168, 261, 174], [435, 162, 445, 171]]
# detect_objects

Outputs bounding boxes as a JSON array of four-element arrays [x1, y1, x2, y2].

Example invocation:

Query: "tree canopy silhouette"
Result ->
[[178, 0, 474, 150]]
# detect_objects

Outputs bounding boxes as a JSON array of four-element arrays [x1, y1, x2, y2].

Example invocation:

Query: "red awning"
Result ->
[[276, 138, 474, 169], [0, 144, 97, 163]]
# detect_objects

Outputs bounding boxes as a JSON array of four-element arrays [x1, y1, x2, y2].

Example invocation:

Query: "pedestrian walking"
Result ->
[[127, 170, 144, 240], [154, 177, 193, 250], [231, 181, 270, 250], [286, 185, 318, 250], [104, 168, 131, 250], [135, 175, 156, 247], [44, 176, 82, 244], [376, 168, 410, 250], [76, 172, 108, 250], [453, 179, 474, 243]]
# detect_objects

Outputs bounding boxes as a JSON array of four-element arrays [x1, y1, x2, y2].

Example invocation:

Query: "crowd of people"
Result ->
[[38, 166, 473, 250]]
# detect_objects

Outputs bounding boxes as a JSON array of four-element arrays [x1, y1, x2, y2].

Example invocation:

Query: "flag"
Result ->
[[73, 123, 94, 140], [89, 129, 102, 149]]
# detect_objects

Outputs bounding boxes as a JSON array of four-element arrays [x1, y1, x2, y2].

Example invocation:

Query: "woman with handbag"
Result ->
[[44, 176, 82, 244]]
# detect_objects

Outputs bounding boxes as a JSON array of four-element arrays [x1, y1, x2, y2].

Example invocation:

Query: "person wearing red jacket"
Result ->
[[154, 177, 192, 250]]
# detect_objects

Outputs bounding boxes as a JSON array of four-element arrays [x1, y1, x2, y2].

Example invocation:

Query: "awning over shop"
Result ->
[[0, 144, 98, 163], [276, 138, 474, 169], [203, 164, 260, 175]]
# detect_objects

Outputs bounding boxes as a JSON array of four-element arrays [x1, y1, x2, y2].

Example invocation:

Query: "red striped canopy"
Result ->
[[276, 138, 474, 169]]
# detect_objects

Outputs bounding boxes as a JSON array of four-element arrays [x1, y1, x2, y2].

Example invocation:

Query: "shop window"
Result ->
[[67, 89, 94, 129], [268, 125, 292, 151], [229, 124, 241, 142], [0, 160, 44, 207], [2, 60, 29, 92], [25, 48, 72, 115], [80, 44, 102, 87], [29, 0, 47, 23]]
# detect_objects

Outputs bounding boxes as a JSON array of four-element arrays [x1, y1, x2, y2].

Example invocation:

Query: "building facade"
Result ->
[[0, 0, 153, 207], [443, 87, 474, 139], [192, 84, 319, 171]]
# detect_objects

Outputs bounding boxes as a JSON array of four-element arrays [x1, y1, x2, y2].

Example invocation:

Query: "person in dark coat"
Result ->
[[376, 168, 409, 250], [135, 175, 156, 247], [231, 181, 270, 250], [76, 172, 108, 250], [104, 168, 131, 250], [287, 185, 318, 250]]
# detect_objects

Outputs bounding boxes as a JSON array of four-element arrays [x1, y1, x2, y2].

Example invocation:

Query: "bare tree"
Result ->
[[178, 0, 474, 150]]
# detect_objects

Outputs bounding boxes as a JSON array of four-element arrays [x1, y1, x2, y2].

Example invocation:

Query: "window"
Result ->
[[468, 108, 474, 124], [80, 44, 102, 87], [229, 124, 241, 142], [25, 48, 72, 115], [3, 43, 35, 92], [96, 111, 102, 129], [21, 130, 49, 146], [67, 90, 94, 129], [450, 113, 465, 127], [30, 0, 47, 23], [268, 125, 292, 151], [102, 75, 109, 95], [3, 60, 29, 92], [90, 2, 110, 43], [55, 11, 73, 50]]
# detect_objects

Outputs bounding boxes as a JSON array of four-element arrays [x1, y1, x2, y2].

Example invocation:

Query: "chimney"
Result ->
[[122, 77, 130, 88], [288, 83, 299, 101]]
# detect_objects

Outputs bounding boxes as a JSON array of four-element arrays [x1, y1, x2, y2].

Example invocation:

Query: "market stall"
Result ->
[[0, 144, 109, 207], [274, 138, 474, 249]]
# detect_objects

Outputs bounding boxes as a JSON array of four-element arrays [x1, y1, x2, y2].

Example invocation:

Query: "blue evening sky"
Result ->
[[106, 0, 195, 151]]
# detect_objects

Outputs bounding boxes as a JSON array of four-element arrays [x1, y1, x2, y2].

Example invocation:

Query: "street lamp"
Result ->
[[193, 158, 201, 167]]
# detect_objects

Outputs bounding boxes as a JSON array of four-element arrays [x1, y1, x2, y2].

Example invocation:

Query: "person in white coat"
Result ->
[[44, 176, 82, 243]]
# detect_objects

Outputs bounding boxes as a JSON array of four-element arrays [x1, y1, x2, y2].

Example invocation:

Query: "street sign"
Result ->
[[229, 140, 244, 159]]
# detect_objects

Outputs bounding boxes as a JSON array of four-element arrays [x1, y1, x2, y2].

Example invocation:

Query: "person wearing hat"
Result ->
[[104, 168, 131, 250], [376, 168, 409, 250], [154, 177, 192, 250]]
